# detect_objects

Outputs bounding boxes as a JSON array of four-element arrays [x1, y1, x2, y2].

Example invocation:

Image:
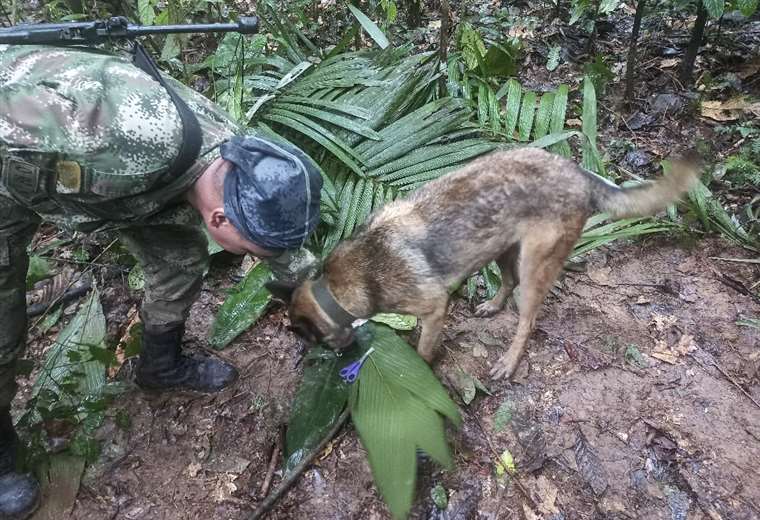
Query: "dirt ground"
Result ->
[[55, 235, 759, 520]]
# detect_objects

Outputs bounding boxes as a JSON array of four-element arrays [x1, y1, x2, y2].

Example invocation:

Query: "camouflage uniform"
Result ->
[[0, 44, 315, 408]]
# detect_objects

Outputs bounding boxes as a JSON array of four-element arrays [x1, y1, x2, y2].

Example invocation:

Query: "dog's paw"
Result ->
[[489, 354, 520, 380], [474, 300, 503, 317]]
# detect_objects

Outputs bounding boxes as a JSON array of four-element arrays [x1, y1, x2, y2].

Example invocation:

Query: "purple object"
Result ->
[[339, 347, 375, 384]]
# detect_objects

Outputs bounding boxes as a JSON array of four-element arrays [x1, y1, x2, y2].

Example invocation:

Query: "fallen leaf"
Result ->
[[493, 399, 514, 431], [675, 334, 697, 355], [660, 58, 679, 68], [186, 462, 202, 478], [574, 429, 608, 496], [431, 483, 448, 509], [319, 441, 334, 461], [650, 351, 678, 364], [738, 56, 760, 80], [700, 97, 760, 122], [536, 475, 560, 515], [495, 449, 516, 477], [471, 343, 488, 358], [522, 504, 541, 520]]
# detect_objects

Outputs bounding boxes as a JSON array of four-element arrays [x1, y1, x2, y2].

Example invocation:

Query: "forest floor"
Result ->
[[63, 237, 760, 520], [12, 0, 760, 519]]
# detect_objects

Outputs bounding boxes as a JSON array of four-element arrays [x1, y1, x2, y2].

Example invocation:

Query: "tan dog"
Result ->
[[267, 147, 697, 380]]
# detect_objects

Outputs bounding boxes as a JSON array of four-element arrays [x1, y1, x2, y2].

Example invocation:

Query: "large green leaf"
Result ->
[[573, 215, 679, 258], [348, 4, 391, 49], [581, 76, 604, 175], [737, 0, 759, 16], [702, 0, 725, 18], [350, 323, 461, 520], [284, 348, 349, 474], [518, 91, 537, 141], [503, 79, 522, 139], [33, 287, 106, 401], [208, 262, 273, 349], [686, 180, 759, 252], [549, 84, 571, 156], [26, 254, 50, 289], [533, 92, 555, 140]]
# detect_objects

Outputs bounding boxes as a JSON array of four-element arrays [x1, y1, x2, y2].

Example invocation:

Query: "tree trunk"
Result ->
[[624, 0, 647, 103], [406, 0, 422, 28], [679, 0, 708, 86], [439, 0, 452, 97]]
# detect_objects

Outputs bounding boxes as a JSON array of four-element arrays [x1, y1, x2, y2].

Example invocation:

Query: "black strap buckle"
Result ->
[[1, 155, 42, 198]]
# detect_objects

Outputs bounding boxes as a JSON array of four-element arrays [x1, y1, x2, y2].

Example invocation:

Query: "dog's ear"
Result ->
[[265, 281, 297, 303]]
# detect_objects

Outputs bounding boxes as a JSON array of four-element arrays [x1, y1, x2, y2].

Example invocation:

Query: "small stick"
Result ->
[[246, 408, 350, 520], [259, 426, 285, 498], [709, 257, 760, 265], [690, 349, 760, 411]]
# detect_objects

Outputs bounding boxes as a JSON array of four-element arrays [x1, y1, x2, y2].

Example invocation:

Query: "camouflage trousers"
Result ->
[[0, 194, 209, 409]]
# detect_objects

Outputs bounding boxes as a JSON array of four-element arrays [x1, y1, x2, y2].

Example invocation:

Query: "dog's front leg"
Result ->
[[416, 299, 449, 363]]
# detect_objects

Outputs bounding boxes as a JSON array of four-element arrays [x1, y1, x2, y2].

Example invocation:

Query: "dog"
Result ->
[[266, 147, 697, 380]]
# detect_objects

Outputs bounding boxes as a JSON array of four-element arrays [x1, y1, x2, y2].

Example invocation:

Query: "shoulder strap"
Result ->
[[131, 43, 202, 179]]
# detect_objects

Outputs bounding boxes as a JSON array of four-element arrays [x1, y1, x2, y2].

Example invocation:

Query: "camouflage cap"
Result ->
[[220, 136, 322, 252]]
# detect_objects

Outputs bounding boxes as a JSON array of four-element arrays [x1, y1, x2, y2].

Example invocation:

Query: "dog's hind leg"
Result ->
[[474, 243, 520, 317], [490, 223, 581, 380]]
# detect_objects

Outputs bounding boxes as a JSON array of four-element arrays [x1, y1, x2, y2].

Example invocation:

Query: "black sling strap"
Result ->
[[131, 42, 203, 180]]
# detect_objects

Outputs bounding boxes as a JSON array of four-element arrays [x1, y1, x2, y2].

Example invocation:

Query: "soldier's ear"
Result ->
[[265, 281, 297, 303]]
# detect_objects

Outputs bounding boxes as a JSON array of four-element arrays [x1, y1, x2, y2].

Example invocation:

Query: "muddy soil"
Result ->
[[59, 236, 760, 520]]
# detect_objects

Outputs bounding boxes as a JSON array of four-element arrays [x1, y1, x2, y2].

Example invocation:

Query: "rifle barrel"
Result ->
[[0, 16, 258, 45], [127, 18, 259, 36]]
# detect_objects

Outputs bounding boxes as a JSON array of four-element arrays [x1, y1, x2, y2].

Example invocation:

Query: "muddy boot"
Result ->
[[0, 409, 40, 520], [134, 325, 238, 393]]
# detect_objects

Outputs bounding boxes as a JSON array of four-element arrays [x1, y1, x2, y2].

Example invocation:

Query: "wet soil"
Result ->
[[63, 236, 760, 520]]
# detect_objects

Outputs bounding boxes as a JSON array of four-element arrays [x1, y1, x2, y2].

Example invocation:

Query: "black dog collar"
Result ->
[[311, 277, 356, 328]]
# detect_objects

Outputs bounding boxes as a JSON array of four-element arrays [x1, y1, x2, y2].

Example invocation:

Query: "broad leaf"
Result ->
[[350, 323, 461, 520], [208, 262, 273, 349], [26, 254, 50, 289], [702, 0, 725, 18], [370, 313, 417, 330], [33, 287, 106, 403], [348, 4, 391, 49], [581, 76, 604, 174], [737, 0, 759, 16], [284, 348, 349, 474], [546, 45, 561, 71], [137, 0, 155, 25]]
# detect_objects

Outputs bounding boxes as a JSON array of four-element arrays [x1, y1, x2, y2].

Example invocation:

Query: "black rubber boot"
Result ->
[[0, 409, 40, 520], [134, 324, 239, 393]]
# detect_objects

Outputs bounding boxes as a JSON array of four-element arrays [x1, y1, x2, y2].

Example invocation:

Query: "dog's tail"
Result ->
[[588, 162, 699, 219]]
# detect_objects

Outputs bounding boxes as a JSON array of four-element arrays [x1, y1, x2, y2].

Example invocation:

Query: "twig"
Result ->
[[709, 257, 760, 265], [690, 349, 760, 411], [246, 408, 350, 520], [259, 426, 284, 498], [712, 268, 760, 305]]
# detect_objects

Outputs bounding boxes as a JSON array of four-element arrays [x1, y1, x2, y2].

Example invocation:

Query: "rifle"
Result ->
[[0, 15, 259, 45]]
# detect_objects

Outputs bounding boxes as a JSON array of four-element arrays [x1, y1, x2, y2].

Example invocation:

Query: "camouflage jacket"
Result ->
[[0, 44, 242, 231]]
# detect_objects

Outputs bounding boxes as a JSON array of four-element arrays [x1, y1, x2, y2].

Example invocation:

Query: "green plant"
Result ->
[[17, 287, 124, 470]]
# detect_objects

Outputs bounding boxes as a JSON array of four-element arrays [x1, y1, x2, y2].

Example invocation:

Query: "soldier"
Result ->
[[0, 43, 322, 518]]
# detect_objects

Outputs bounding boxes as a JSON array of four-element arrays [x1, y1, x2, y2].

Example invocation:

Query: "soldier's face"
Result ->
[[207, 221, 276, 258]]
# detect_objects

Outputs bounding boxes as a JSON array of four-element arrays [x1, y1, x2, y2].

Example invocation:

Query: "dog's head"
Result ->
[[266, 279, 356, 352]]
